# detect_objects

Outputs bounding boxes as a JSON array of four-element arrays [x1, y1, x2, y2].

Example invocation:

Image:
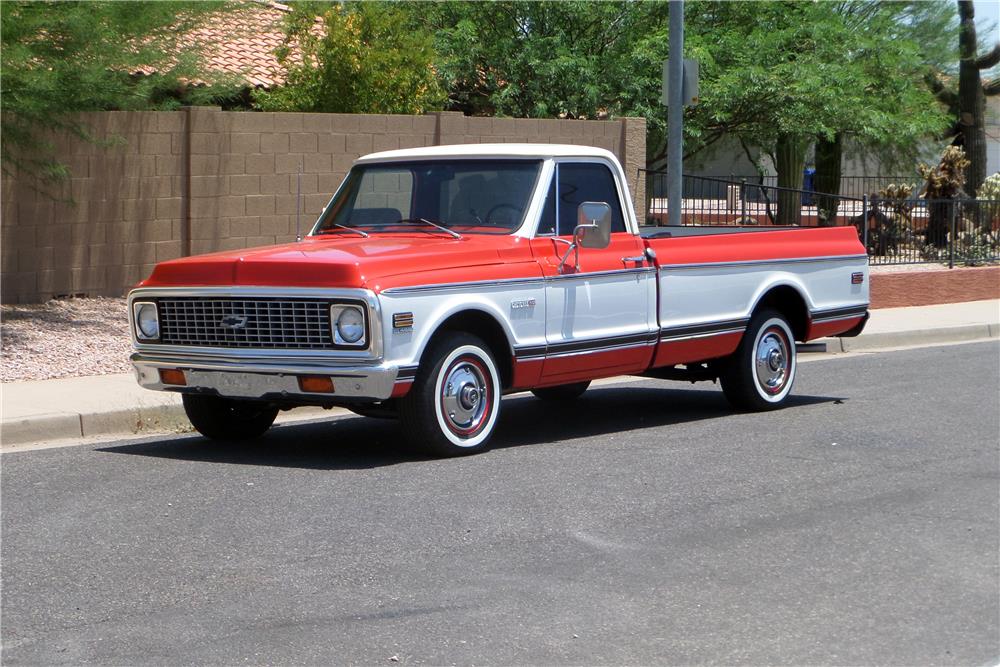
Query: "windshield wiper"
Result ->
[[397, 217, 462, 239], [316, 223, 369, 238]]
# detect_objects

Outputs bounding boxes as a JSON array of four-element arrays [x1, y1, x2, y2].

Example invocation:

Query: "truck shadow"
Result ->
[[98, 383, 843, 470]]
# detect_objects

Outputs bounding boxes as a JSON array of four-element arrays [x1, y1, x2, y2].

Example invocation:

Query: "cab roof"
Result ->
[[355, 143, 618, 164]]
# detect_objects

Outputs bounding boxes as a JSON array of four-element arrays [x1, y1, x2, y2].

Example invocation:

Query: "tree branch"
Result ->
[[925, 70, 959, 108], [975, 43, 1000, 70]]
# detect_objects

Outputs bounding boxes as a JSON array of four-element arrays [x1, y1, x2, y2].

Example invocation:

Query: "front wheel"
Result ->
[[720, 309, 796, 411], [398, 332, 502, 457], [182, 394, 279, 441]]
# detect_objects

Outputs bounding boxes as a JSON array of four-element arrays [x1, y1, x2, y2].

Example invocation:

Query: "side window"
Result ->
[[557, 163, 626, 235]]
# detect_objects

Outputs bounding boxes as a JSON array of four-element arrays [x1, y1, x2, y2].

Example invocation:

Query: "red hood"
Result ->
[[141, 234, 513, 291]]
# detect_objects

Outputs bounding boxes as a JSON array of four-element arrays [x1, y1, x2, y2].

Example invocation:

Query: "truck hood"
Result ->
[[141, 234, 508, 291]]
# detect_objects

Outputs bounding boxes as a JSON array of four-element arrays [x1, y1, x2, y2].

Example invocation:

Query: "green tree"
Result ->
[[253, 2, 445, 114], [0, 0, 237, 183], [421, 1, 668, 121], [425, 2, 949, 226], [684, 1, 949, 225], [813, 2, 958, 225]]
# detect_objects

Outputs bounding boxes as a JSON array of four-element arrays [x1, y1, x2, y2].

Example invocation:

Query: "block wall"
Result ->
[[1, 109, 646, 303], [869, 266, 1000, 309]]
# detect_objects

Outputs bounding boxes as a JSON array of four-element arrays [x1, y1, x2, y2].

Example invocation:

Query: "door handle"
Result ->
[[621, 255, 646, 265]]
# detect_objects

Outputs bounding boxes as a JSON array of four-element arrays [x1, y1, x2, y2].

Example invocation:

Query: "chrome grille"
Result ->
[[158, 298, 335, 349]]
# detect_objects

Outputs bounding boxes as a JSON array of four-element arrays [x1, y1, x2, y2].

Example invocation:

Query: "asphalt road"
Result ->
[[2, 342, 998, 666]]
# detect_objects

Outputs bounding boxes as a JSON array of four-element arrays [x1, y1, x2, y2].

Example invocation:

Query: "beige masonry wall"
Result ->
[[1, 109, 646, 303]]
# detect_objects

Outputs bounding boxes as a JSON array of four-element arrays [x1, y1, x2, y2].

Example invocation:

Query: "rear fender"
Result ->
[[746, 276, 814, 342]]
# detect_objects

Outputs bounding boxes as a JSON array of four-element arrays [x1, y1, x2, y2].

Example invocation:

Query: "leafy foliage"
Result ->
[[419, 1, 668, 121], [683, 1, 949, 164], [253, 3, 444, 114], [0, 1, 238, 182], [420, 0, 950, 200]]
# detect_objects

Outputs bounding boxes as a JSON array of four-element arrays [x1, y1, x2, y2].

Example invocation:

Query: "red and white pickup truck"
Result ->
[[129, 144, 869, 455]]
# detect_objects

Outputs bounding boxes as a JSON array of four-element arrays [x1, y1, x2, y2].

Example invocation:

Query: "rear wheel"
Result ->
[[182, 394, 278, 440], [399, 332, 502, 457], [720, 309, 796, 411], [531, 381, 591, 401]]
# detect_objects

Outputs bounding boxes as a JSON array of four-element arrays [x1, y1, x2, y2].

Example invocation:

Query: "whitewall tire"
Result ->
[[720, 309, 796, 411], [399, 332, 502, 456]]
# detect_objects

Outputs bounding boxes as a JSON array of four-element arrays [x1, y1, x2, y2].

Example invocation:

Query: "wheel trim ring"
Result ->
[[754, 326, 791, 396], [438, 355, 492, 438]]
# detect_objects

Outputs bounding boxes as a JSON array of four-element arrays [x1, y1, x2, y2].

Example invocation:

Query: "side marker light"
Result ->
[[298, 376, 335, 393], [159, 369, 187, 386]]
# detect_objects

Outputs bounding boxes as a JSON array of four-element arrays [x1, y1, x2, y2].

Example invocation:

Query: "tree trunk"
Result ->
[[814, 133, 843, 227], [775, 134, 808, 226], [958, 0, 987, 195]]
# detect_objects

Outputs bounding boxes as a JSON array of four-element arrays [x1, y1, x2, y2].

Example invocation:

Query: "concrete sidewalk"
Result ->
[[2, 299, 997, 449]]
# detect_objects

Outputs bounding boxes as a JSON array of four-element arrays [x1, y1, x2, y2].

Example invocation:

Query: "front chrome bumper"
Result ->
[[132, 352, 399, 401]]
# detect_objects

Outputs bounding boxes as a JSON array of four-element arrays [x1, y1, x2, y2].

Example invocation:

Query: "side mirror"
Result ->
[[557, 201, 613, 273], [575, 201, 612, 249]]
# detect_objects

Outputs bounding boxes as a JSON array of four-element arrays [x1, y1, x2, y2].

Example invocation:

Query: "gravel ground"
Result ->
[[1, 298, 132, 383]]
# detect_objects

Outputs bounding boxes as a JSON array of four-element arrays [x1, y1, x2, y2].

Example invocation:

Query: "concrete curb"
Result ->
[[1, 402, 342, 450], [3, 403, 193, 449], [819, 323, 998, 353]]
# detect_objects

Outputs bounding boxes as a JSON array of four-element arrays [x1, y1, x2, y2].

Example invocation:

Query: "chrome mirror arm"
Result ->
[[555, 222, 598, 274], [556, 242, 578, 274]]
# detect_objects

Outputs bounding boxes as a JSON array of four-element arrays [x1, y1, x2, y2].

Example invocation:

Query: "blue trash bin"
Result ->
[[802, 168, 816, 205], [802, 167, 816, 206]]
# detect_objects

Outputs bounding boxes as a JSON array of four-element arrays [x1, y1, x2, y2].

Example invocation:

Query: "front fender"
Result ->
[[378, 286, 546, 371]]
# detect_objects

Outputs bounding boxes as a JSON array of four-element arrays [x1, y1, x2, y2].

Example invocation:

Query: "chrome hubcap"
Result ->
[[755, 329, 789, 395], [441, 360, 489, 434]]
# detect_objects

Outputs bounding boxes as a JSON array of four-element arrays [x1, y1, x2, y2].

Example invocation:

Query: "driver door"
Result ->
[[530, 161, 656, 385]]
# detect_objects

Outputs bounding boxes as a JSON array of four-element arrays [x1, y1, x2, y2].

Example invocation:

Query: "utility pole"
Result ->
[[667, 0, 684, 226]]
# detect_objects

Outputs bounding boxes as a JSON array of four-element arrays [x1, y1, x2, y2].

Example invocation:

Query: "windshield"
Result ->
[[314, 159, 542, 236]]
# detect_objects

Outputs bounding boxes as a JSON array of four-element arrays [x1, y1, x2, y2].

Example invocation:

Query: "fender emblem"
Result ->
[[219, 315, 249, 329], [511, 297, 536, 310]]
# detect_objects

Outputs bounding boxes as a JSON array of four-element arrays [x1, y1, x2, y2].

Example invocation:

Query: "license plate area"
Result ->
[[184, 370, 301, 398]]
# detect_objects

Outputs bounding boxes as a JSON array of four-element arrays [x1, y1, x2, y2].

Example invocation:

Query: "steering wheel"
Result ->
[[484, 203, 523, 226]]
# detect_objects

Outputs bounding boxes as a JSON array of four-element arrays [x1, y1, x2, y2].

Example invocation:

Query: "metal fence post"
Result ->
[[948, 201, 956, 269], [862, 195, 870, 253], [740, 179, 747, 222]]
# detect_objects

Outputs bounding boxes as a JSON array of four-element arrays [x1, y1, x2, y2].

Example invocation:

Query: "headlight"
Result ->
[[133, 302, 159, 340], [332, 304, 366, 345]]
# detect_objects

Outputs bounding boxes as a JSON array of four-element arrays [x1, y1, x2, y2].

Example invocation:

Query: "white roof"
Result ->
[[356, 143, 618, 164]]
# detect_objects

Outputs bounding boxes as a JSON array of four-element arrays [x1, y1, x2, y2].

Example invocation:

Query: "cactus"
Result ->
[[919, 146, 969, 247], [867, 184, 915, 256], [976, 172, 1000, 200]]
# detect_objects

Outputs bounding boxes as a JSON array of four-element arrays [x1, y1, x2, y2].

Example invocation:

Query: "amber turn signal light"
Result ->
[[158, 368, 186, 386], [298, 375, 335, 393]]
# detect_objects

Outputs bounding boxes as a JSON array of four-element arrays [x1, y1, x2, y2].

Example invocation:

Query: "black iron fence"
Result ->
[[641, 169, 1000, 267], [643, 170, 866, 227], [865, 196, 1000, 266], [724, 175, 919, 200]]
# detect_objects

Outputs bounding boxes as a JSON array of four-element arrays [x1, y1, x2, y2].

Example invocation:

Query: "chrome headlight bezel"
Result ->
[[133, 301, 160, 341], [331, 303, 367, 347]]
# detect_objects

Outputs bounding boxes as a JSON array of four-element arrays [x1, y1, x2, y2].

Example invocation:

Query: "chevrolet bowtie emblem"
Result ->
[[219, 315, 249, 329]]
